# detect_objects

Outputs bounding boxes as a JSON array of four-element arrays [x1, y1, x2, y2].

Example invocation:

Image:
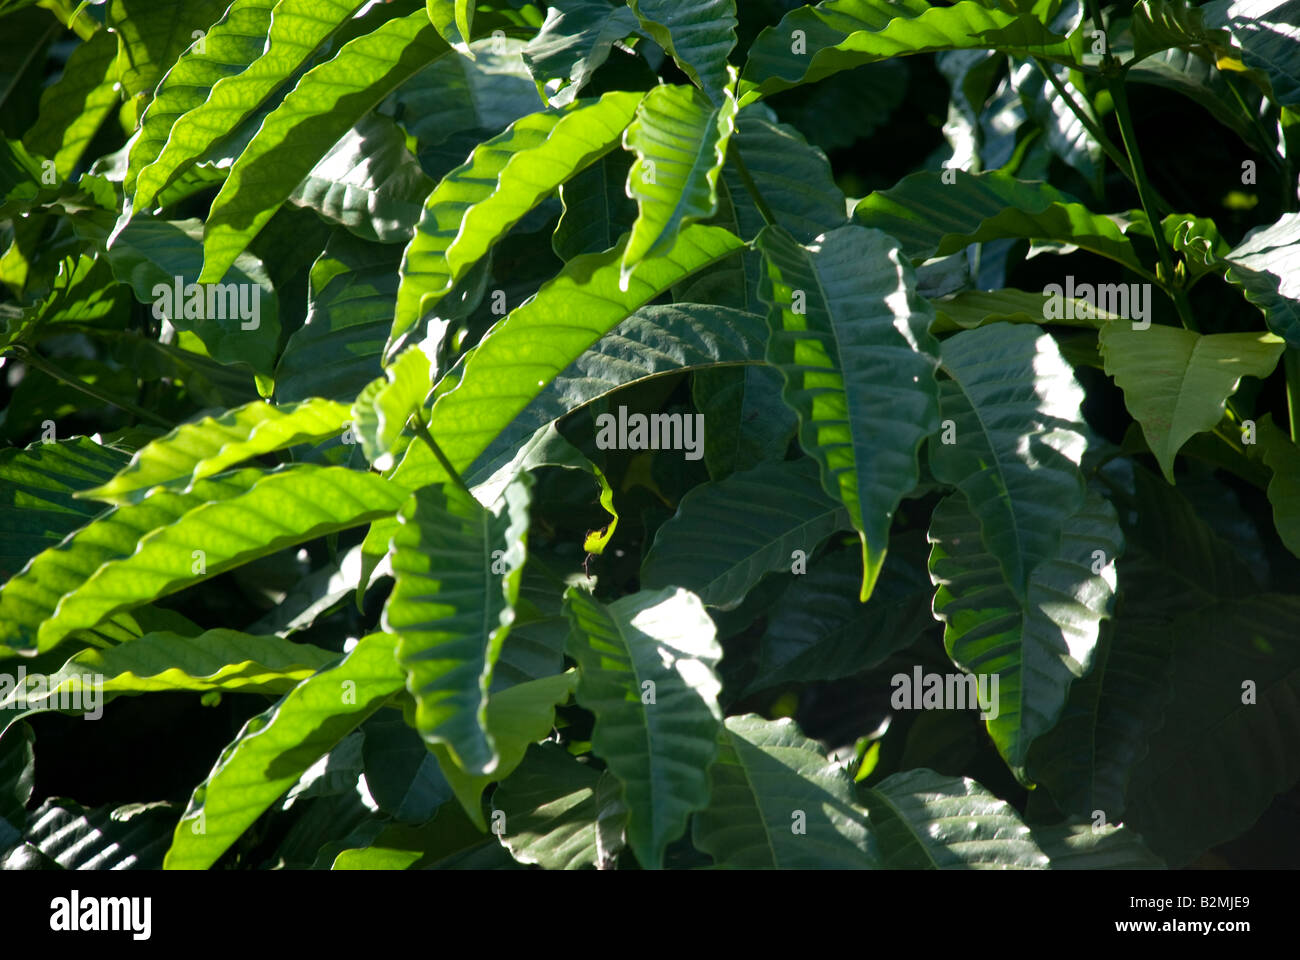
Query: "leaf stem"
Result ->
[[408, 413, 475, 498], [11, 346, 172, 428], [1285, 348, 1300, 443], [728, 147, 776, 227]]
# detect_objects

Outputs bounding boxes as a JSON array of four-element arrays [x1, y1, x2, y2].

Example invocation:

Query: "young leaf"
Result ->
[[640, 457, 848, 609], [621, 78, 739, 283], [200, 11, 450, 283], [389, 91, 642, 359], [564, 586, 722, 869], [756, 223, 941, 601], [383, 476, 531, 775], [1099, 324, 1284, 484], [164, 632, 405, 870], [692, 714, 877, 868], [928, 323, 1088, 599]]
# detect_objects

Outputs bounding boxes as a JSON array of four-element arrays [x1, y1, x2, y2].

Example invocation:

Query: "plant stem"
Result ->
[[1106, 78, 1198, 330], [12, 346, 172, 428], [409, 413, 475, 498], [729, 147, 776, 227], [1286, 348, 1300, 443], [1032, 57, 1171, 214]]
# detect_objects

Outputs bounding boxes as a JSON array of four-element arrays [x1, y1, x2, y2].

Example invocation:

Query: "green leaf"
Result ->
[[621, 79, 738, 283], [928, 323, 1088, 599], [1217, 212, 1300, 347], [85, 217, 281, 380], [1256, 414, 1300, 559], [930, 287, 1116, 333], [21, 29, 119, 179], [131, 0, 365, 211], [37, 465, 409, 651], [629, 0, 738, 102], [391, 225, 745, 489], [164, 632, 404, 869], [928, 490, 1121, 774], [692, 365, 798, 478], [124, 0, 278, 194], [861, 768, 1161, 868], [0, 436, 127, 582], [1098, 324, 1284, 484], [0, 721, 34, 831], [524, 1, 643, 106], [854, 169, 1147, 274], [1125, 595, 1300, 865], [288, 112, 435, 245], [1204, 0, 1300, 107], [24, 798, 180, 870], [384, 477, 531, 775], [490, 742, 623, 869], [552, 152, 638, 260], [1130, 0, 1236, 62], [0, 470, 259, 653], [747, 543, 936, 695], [757, 223, 941, 601], [741, 0, 1078, 101], [564, 585, 722, 869], [426, 0, 476, 56], [79, 399, 352, 505], [641, 457, 847, 608], [199, 10, 448, 283], [108, 0, 229, 100], [361, 715, 452, 824], [692, 713, 877, 868], [352, 345, 432, 471], [389, 91, 642, 359], [2, 630, 337, 714], [275, 233, 396, 404], [431, 670, 578, 829]]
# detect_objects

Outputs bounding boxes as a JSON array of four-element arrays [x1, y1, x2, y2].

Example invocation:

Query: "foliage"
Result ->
[[2, 0, 1299, 871]]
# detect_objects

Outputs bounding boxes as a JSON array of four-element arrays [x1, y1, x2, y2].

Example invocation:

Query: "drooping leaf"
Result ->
[[164, 632, 404, 870], [854, 169, 1146, 274], [564, 586, 722, 869], [1255, 414, 1300, 559], [79, 399, 351, 505], [928, 323, 1088, 599], [629, 0, 738, 102], [426, 0, 476, 56], [352, 345, 432, 471], [37, 466, 409, 650], [757, 223, 941, 601], [928, 490, 1121, 774], [389, 91, 642, 359], [1203, 0, 1300, 107], [0, 436, 127, 582], [1217, 212, 1300, 347], [742, 0, 1078, 101], [199, 11, 449, 283], [131, 0, 366, 211], [0, 721, 34, 831], [384, 477, 531, 775], [23, 798, 180, 870], [692, 713, 877, 868], [641, 457, 847, 608]]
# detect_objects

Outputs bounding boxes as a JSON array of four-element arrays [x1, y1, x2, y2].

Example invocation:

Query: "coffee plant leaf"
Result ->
[[628, 0, 738, 103]]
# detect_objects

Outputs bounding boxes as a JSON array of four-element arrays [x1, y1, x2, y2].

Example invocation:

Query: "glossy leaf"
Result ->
[[629, 0, 738, 102]]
